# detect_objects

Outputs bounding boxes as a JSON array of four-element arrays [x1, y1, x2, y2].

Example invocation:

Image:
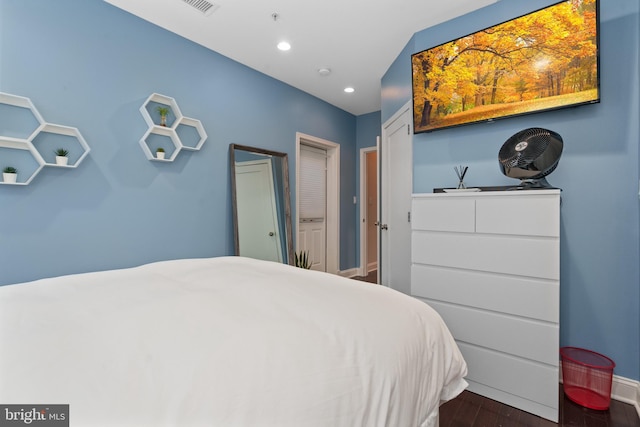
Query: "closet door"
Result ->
[[298, 145, 327, 271]]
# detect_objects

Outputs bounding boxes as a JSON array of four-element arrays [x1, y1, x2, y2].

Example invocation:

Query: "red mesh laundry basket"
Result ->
[[560, 347, 615, 410]]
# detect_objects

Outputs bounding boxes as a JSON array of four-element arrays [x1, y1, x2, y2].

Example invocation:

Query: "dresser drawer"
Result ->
[[412, 197, 475, 232], [411, 264, 559, 322], [476, 194, 560, 237], [412, 231, 559, 280], [428, 300, 559, 366], [459, 342, 559, 410]]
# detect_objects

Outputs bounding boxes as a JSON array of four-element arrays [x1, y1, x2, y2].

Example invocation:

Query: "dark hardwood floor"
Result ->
[[352, 270, 377, 283], [349, 273, 640, 426], [439, 388, 640, 427]]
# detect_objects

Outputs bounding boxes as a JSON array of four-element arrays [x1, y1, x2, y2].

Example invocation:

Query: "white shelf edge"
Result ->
[[0, 137, 31, 150], [0, 92, 46, 124]]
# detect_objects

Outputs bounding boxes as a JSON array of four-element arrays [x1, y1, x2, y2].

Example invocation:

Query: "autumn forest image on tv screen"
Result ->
[[412, 0, 599, 133]]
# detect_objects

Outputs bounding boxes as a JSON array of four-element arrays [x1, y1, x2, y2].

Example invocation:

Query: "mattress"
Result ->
[[0, 256, 467, 426]]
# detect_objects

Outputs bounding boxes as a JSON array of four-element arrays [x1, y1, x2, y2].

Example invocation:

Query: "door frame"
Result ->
[[359, 146, 377, 277], [295, 132, 340, 274]]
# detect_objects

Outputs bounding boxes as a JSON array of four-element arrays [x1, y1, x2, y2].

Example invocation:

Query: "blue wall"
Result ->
[[0, 0, 360, 284], [382, 0, 640, 381]]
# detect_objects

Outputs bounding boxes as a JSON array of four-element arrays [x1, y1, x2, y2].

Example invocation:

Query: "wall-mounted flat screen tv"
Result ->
[[412, 0, 599, 134]]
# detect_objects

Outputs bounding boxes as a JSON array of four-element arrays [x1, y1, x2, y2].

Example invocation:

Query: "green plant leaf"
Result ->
[[294, 250, 312, 269]]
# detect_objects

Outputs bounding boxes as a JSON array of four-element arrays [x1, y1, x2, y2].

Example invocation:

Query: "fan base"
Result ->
[[508, 177, 557, 190]]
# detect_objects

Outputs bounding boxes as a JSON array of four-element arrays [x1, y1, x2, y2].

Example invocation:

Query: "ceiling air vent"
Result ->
[[181, 0, 220, 16]]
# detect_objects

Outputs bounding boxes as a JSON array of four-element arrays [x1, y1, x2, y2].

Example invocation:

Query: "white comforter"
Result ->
[[0, 256, 467, 427]]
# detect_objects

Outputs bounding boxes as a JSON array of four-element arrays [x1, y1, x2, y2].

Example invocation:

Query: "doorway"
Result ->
[[359, 147, 378, 279], [295, 133, 340, 274], [298, 144, 327, 271]]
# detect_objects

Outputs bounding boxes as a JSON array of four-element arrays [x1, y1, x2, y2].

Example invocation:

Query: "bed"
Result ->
[[0, 256, 467, 427]]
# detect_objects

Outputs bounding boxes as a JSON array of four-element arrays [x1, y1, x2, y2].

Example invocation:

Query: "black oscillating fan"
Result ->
[[498, 127, 563, 189]]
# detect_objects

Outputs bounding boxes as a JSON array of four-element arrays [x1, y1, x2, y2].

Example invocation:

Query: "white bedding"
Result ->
[[0, 256, 467, 427]]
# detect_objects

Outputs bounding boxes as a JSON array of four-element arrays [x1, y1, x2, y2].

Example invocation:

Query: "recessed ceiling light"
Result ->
[[277, 41, 291, 51], [344, 87, 355, 93], [318, 68, 331, 76]]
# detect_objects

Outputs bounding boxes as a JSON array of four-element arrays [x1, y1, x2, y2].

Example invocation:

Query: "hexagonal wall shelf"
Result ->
[[0, 92, 44, 140], [140, 126, 182, 162], [176, 117, 207, 151], [139, 93, 207, 162], [32, 123, 91, 168], [0, 138, 44, 185], [0, 92, 91, 186]]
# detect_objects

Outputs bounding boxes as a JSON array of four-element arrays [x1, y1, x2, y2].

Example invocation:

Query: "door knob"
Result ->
[[381, 224, 388, 230], [374, 221, 380, 226], [268, 232, 275, 236]]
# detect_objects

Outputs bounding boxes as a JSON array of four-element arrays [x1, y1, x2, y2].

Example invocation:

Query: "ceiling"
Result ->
[[104, 0, 498, 116]]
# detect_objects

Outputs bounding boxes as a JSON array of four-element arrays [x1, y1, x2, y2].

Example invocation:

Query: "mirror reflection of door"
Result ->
[[235, 159, 283, 262], [298, 144, 327, 271], [230, 144, 293, 264]]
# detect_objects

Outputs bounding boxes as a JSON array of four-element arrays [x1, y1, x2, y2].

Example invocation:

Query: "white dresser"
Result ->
[[411, 189, 560, 422]]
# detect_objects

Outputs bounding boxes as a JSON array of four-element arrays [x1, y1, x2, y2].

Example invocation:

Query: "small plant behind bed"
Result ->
[[294, 250, 312, 269]]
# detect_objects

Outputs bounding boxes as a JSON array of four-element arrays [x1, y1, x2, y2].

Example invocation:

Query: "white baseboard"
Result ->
[[353, 262, 377, 277], [610, 374, 640, 417], [338, 268, 359, 278]]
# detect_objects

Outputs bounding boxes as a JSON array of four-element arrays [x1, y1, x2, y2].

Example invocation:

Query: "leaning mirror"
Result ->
[[230, 144, 294, 265]]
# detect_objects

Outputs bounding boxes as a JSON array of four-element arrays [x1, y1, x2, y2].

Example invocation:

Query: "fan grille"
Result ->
[[499, 128, 552, 167], [498, 127, 563, 183]]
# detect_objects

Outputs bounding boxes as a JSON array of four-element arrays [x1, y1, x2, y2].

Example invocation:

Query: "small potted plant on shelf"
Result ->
[[156, 147, 166, 160], [156, 106, 170, 127], [3, 166, 17, 184], [54, 148, 69, 166]]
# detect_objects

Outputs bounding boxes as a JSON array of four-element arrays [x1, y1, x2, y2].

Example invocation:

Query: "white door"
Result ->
[[235, 159, 283, 262], [298, 144, 327, 271], [380, 102, 412, 294]]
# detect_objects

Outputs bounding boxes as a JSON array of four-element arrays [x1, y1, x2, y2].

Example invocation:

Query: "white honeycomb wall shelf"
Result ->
[[0, 92, 91, 185], [139, 93, 207, 162]]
